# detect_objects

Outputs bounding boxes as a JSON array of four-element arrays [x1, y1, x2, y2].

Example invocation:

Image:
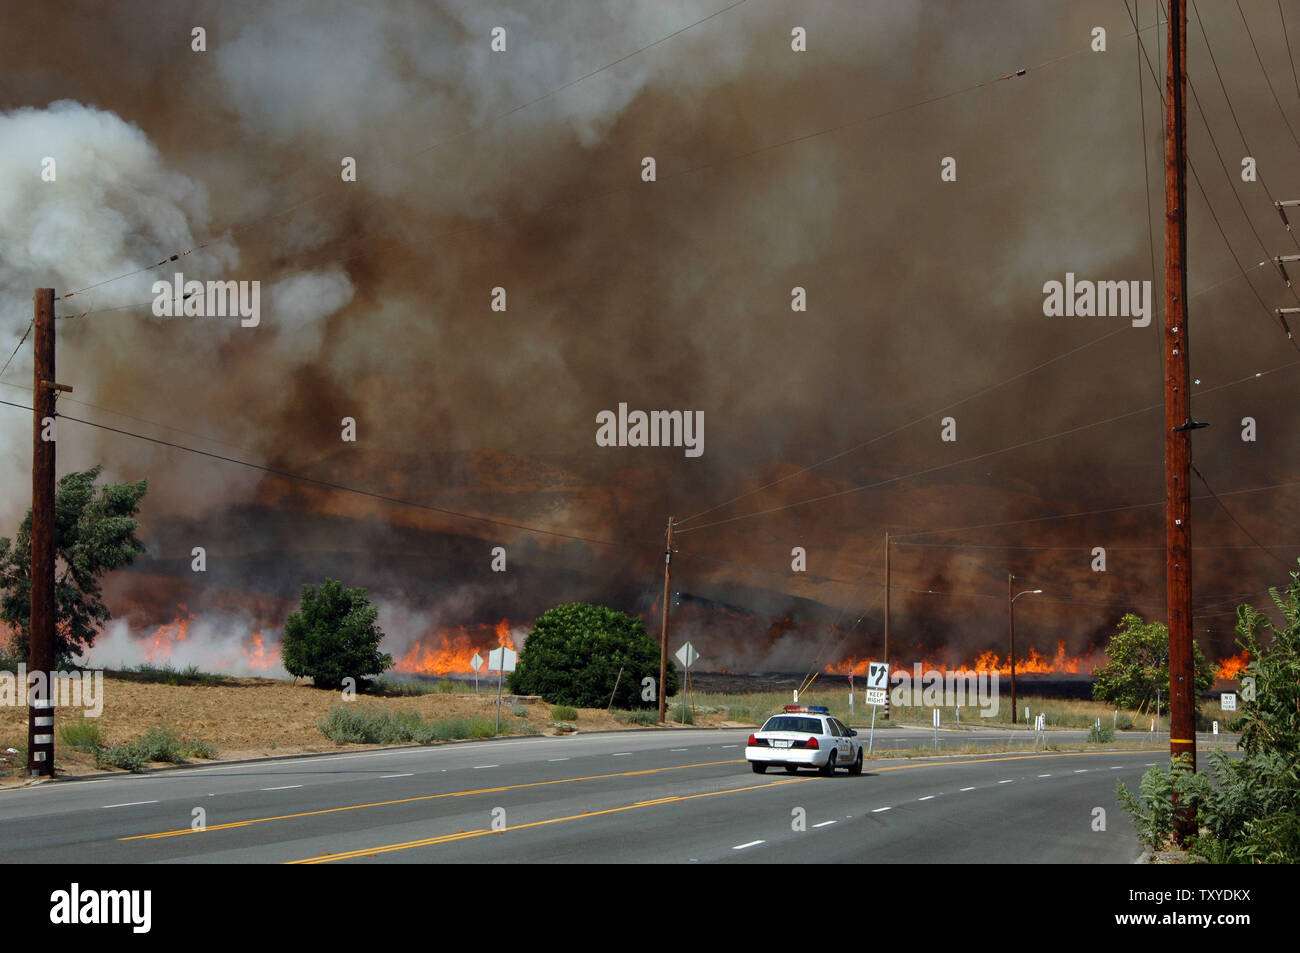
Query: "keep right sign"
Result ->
[[865, 661, 889, 707]]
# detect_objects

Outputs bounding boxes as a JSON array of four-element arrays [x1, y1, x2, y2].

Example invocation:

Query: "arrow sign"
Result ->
[[866, 661, 889, 690], [674, 642, 700, 670], [488, 647, 517, 673], [470, 653, 484, 673]]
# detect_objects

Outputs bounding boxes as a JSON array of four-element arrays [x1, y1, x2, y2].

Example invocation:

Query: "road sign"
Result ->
[[1221, 692, 1237, 712], [674, 642, 699, 669], [864, 661, 888, 706], [470, 653, 484, 672], [488, 647, 517, 673]]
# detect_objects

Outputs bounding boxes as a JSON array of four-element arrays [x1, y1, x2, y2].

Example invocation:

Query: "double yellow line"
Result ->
[[288, 777, 807, 864], [121, 759, 743, 841]]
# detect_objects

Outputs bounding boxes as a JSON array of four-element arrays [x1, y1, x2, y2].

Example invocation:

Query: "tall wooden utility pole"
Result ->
[[882, 532, 890, 719], [1164, 0, 1198, 843], [28, 289, 56, 777], [658, 517, 674, 724], [1007, 573, 1017, 725]]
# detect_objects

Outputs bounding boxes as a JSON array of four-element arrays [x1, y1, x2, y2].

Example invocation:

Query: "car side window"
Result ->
[[827, 719, 842, 737]]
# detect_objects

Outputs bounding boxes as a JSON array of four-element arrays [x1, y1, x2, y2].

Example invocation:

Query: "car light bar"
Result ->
[[783, 705, 830, 714]]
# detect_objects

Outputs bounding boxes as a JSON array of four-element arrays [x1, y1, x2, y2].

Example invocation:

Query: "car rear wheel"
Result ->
[[849, 747, 864, 776], [751, 762, 767, 774], [819, 750, 838, 777], [784, 764, 799, 774]]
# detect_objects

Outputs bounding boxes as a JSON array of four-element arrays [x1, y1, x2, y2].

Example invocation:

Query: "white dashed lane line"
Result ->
[[871, 806, 892, 813], [547, 758, 570, 762], [1038, 774, 1052, 778], [813, 820, 837, 828], [261, 785, 302, 791], [721, 745, 738, 749], [1074, 769, 1088, 774], [381, 773, 413, 779], [472, 765, 499, 770], [917, 795, 935, 801], [612, 753, 632, 757], [998, 779, 1014, 784], [959, 786, 976, 792], [733, 840, 765, 851], [101, 800, 158, 809]]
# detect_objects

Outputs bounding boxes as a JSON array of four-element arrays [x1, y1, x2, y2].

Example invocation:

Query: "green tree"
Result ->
[[507, 602, 677, 709], [281, 579, 392, 690], [1091, 612, 1215, 710], [0, 466, 147, 666]]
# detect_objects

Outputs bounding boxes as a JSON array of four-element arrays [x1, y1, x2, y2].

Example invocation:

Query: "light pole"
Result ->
[[1008, 573, 1042, 724]]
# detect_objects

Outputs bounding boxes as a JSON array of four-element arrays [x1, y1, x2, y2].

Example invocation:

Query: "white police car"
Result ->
[[746, 706, 864, 776]]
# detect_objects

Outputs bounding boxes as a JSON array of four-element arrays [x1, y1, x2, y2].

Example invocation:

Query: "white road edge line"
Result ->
[[733, 840, 765, 850], [101, 800, 158, 809]]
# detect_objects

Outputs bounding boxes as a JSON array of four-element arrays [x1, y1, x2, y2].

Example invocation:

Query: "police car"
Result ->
[[746, 706, 864, 776]]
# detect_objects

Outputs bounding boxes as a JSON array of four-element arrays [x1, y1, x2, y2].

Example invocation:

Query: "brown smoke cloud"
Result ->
[[2, 1, 1298, 673]]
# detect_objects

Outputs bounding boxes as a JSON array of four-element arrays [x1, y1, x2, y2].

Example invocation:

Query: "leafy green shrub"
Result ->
[[618, 709, 659, 726], [551, 705, 578, 721], [281, 579, 393, 690], [58, 714, 102, 752], [671, 703, 694, 724], [507, 603, 677, 708], [96, 742, 147, 773], [1087, 723, 1115, 743], [1119, 565, 1300, 862], [317, 704, 496, 744]]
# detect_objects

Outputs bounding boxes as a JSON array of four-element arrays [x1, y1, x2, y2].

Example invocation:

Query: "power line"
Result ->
[[1282, 0, 1300, 107], [0, 319, 32, 380], [1191, 463, 1296, 568], [0, 397, 640, 553], [1234, 0, 1300, 150], [677, 354, 1300, 536]]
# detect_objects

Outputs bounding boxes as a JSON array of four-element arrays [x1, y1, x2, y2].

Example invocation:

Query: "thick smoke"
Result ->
[[2, 1, 1297, 674]]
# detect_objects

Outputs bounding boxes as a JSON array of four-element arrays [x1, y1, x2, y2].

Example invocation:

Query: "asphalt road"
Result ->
[[0, 727, 1235, 863]]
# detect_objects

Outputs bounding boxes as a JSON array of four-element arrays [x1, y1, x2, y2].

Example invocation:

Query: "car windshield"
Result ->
[[762, 716, 822, 734]]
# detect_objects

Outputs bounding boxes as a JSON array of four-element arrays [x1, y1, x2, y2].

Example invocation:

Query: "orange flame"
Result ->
[[396, 619, 520, 676], [1215, 651, 1250, 680], [827, 641, 1093, 677], [143, 606, 191, 662]]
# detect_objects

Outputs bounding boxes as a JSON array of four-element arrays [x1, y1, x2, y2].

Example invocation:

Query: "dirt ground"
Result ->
[[0, 675, 743, 785]]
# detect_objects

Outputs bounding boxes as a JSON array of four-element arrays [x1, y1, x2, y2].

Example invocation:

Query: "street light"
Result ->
[[1008, 573, 1043, 724]]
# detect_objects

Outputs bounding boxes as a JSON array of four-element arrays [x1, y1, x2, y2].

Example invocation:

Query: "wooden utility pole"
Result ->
[[1163, 0, 1197, 843], [882, 532, 890, 719], [657, 517, 674, 724], [1008, 573, 1017, 726], [28, 289, 56, 777]]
